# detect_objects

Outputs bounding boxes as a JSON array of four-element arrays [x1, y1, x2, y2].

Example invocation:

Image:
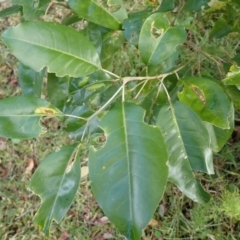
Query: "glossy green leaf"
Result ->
[[0, 96, 60, 139], [139, 12, 169, 64], [1, 22, 101, 78], [68, 0, 127, 30], [209, 17, 232, 39], [29, 144, 81, 235], [0, 5, 22, 18], [222, 66, 240, 85], [184, 0, 210, 12], [47, 73, 69, 110], [139, 13, 187, 66], [12, 0, 50, 20], [158, 0, 176, 12], [89, 103, 168, 239], [204, 103, 234, 152], [123, 9, 152, 45], [18, 62, 46, 98], [157, 101, 212, 203], [178, 77, 232, 129]]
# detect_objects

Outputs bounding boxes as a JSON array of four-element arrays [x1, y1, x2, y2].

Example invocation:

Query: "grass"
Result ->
[[1, 1, 240, 239]]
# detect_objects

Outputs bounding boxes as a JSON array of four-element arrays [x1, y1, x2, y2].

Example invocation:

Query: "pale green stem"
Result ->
[[102, 69, 120, 79], [87, 84, 124, 122]]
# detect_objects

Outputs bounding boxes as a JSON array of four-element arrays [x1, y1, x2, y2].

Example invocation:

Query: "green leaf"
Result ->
[[1, 22, 101, 78], [184, 0, 210, 12], [47, 73, 70, 110], [82, 22, 103, 55], [12, 0, 51, 20], [209, 17, 232, 39], [89, 103, 168, 239], [100, 31, 125, 71], [18, 62, 46, 98], [0, 96, 60, 139], [68, 81, 110, 106], [178, 77, 232, 129], [0, 5, 22, 18], [158, 0, 176, 12], [29, 144, 81, 235], [68, 0, 127, 30], [123, 9, 152, 45], [224, 85, 240, 110], [139, 13, 187, 66], [222, 66, 240, 85], [64, 105, 101, 140], [204, 103, 234, 152], [157, 101, 212, 203]]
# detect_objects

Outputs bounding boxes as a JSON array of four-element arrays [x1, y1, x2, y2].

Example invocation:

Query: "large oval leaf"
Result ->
[[0, 96, 60, 139], [89, 103, 168, 240], [68, 0, 127, 30], [139, 12, 186, 66], [29, 144, 81, 235], [157, 101, 212, 203], [1, 22, 101, 77], [178, 77, 232, 129]]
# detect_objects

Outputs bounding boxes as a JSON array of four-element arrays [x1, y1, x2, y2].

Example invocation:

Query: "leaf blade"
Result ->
[[1, 22, 101, 77], [29, 144, 81, 235], [68, 0, 127, 30], [178, 77, 232, 129], [0, 96, 60, 139], [157, 101, 212, 203], [89, 103, 168, 239]]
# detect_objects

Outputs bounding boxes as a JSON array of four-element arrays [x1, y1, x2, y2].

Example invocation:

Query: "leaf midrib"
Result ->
[[121, 103, 134, 232], [47, 145, 79, 229], [2, 36, 101, 69]]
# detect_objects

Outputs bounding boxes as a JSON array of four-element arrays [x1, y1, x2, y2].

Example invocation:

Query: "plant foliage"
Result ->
[[1, 0, 240, 239]]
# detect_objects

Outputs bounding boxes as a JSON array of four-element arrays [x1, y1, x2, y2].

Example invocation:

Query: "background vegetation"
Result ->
[[1, 0, 240, 239]]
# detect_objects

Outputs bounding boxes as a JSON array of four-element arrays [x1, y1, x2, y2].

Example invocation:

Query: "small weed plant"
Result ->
[[1, 0, 240, 239]]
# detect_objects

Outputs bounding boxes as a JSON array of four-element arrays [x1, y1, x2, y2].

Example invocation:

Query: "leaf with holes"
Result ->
[[1, 22, 101, 78], [89, 102, 168, 239], [139, 12, 187, 66], [0, 96, 60, 139], [178, 77, 232, 129], [29, 144, 81, 235], [157, 101, 212, 203]]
